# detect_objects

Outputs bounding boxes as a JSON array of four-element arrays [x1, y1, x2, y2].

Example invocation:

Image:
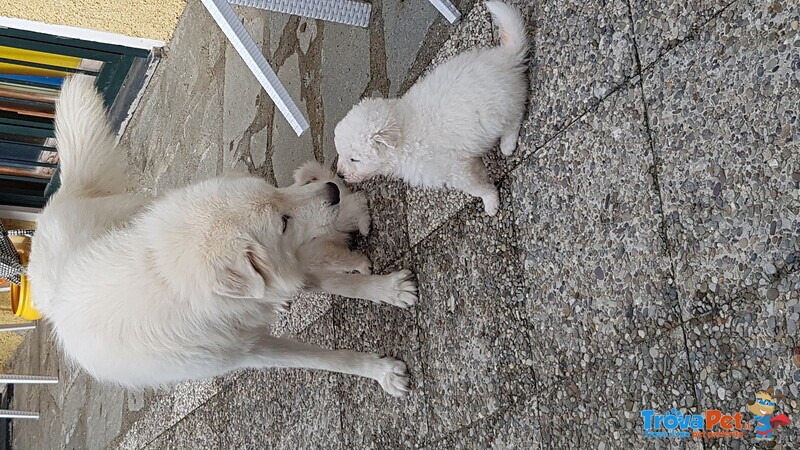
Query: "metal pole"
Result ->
[[0, 375, 58, 384], [0, 409, 39, 419], [0, 323, 36, 332]]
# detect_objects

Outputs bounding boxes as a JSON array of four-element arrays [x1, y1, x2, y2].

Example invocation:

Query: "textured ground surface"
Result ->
[[7, 0, 800, 448]]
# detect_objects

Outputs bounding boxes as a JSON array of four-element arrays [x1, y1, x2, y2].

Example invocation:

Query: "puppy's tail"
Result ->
[[485, 1, 528, 62], [54, 75, 126, 197], [293, 161, 336, 185]]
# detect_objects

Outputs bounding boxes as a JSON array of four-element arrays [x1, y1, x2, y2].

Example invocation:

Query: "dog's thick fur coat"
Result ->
[[334, 1, 529, 215], [28, 76, 417, 396]]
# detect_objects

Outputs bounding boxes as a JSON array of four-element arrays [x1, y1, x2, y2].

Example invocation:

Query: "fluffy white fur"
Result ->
[[334, 1, 529, 215], [293, 161, 372, 275], [28, 76, 418, 396]]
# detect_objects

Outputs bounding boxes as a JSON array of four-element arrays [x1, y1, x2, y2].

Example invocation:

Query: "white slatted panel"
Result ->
[[230, 0, 372, 27], [201, 0, 310, 135]]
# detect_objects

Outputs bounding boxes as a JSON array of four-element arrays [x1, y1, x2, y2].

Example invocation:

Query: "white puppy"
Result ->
[[27, 76, 418, 396], [334, 1, 528, 215]]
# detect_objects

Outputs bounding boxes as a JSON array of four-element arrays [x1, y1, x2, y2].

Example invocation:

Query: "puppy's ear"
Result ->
[[370, 122, 400, 151], [213, 242, 272, 299]]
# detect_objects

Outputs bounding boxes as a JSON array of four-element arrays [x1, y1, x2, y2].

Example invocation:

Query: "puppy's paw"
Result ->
[[500, 137, 517, 156], [383, 269, 418, 308], [352, 254, 372, 275], [358, 215, 371, 236], [482, 192, 499, 216], [353, 192, 371, 236], [346, 252, 372, 275], [274, 299, 293, 313], [370, 356, 411, 397]]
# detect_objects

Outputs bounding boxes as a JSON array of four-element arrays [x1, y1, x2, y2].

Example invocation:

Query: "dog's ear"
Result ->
[[370, 122, 400, 151], [213, 242, 272, 299]]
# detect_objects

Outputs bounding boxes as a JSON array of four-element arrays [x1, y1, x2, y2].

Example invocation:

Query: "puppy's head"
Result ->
[[292, 161, 335, 186], [334, 98, 400, 183], [212, 180, 341, 299]]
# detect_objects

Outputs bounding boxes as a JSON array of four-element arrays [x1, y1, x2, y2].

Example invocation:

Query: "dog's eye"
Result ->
[[281, 215, 290, 233], [350, 158, 360, 163]]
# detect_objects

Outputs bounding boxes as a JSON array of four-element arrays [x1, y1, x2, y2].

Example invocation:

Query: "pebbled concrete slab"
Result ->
[[629, 0, 733, 68], [333, 286, 429, 449], [521, 0, 637, 151], [511, 82, 680, 385], [510, 81, 698, 448], [537, 330, 702, 449], [424, 397, 542, 449], [411, 190, 533, 440], [642, 0, 800, 443]]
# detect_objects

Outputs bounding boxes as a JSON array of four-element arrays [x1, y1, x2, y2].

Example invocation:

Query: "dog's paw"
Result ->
[[383, 269, 418, 308], [482, 192, 499, 216], [371, 356, 411, 397]]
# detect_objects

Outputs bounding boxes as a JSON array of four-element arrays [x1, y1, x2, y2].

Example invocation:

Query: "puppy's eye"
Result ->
[[281, 215, 290, 233], [350, 158, 360, 163]]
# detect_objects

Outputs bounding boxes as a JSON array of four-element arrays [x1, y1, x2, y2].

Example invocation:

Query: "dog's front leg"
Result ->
[[299, 240, 372, 274], [320, 247, 372, 274], [244, 335, 411, 397], [310, 269, 417, 308]]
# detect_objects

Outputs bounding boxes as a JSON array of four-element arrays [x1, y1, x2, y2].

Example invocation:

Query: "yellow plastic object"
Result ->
[[10, 275, 41, 320], [7, 235, 42, 319], [0, 45, 79, 77]]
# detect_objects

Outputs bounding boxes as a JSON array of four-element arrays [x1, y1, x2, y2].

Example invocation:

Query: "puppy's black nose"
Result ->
[[325, 182, 340, 206], [336, 170, 345, 179]]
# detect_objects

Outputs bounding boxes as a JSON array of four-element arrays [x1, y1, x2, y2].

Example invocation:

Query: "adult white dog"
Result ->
[[27, 76, 417, 396], [334, 1, 528, 215]]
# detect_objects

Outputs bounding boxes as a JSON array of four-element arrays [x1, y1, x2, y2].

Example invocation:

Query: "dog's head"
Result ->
[[334, 98, 401, 183], [211, 179, 341, 300]]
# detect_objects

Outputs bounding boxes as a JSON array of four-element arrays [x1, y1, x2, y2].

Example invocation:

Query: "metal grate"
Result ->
[[0, 222, 25, 284], [229, 0, 372, 27]]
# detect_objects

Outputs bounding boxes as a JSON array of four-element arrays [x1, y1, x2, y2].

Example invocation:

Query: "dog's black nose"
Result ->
[[336, 170, 345, 179], [325, 182, 340, 206]]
